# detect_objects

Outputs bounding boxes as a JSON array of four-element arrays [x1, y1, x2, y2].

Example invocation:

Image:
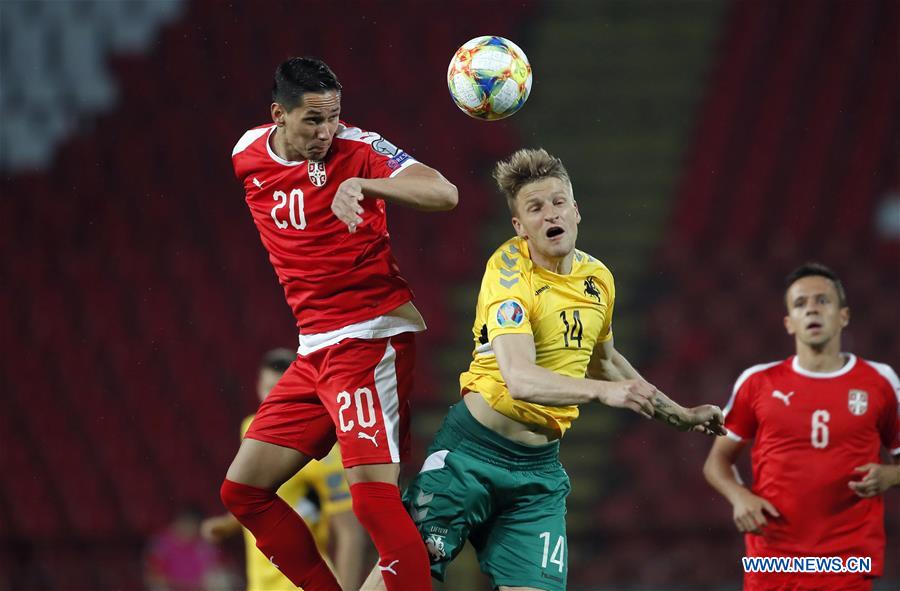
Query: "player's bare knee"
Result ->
[[225, 437, 312, 490], [344, 462, 400, 486]]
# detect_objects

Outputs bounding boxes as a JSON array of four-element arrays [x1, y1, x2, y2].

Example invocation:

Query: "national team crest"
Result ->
[[848, 389, 868, 416], [308, 161, 326, 187], [425, 533, 446, 561]]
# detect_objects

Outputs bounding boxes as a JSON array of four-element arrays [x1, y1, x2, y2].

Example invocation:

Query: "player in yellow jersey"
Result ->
[[363, 148, 726, 591], [202, 349, 368, 591]]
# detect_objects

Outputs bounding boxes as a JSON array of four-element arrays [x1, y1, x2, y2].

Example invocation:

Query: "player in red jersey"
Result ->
[[220, 57, 457, 591], [704, 263, 900, 590]]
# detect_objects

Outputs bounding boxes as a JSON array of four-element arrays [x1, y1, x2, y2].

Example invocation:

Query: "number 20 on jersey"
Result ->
[[271, 189, 306, 230]]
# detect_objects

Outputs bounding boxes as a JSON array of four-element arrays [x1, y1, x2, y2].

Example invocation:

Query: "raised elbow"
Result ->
[[438, 181, 458, 210]]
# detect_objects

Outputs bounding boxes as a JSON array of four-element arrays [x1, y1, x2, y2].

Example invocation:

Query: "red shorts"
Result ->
[[744, 571, 873, 591], [244, 333, 415, 468]]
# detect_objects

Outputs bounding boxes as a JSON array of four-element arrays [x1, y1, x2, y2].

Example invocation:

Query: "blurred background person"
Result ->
[[201, 348, 369, 591], [144, 507, 237, 591]]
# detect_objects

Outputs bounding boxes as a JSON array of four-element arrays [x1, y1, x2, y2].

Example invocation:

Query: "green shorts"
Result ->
[[403, 401, 570, 590]]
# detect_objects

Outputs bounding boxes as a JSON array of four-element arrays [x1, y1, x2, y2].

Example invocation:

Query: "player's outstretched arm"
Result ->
[[332, 163, 457, 232], [586, 339, 725, 435], [493, 333, 652, 413], [704, 436, 780, 534], [199, 512, 242, 543]]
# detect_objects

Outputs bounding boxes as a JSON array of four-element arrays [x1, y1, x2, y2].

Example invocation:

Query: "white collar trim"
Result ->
[[266, 126, 305, 167], [791, 353, 857, 378]]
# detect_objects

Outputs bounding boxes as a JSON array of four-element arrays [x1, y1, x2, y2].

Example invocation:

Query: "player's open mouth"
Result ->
[[546, 226, 564, 238], [806, 322, 822, 330]]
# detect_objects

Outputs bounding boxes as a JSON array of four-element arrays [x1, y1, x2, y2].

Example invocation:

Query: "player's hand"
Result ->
[[200, 515, 235, 543], [848, 463, 900, 498], [732, 489, 780, 535], [332, 177, 365, 232], [683, 404, 726, 436], [598, 379, 656, 419]]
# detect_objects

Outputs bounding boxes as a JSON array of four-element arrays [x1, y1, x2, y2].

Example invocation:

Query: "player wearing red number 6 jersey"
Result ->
[[704, 263, 900, 591], [221, 57, 457, 591]]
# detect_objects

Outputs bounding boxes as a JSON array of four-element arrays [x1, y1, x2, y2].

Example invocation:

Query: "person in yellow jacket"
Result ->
[[202, 349, 368, 591]]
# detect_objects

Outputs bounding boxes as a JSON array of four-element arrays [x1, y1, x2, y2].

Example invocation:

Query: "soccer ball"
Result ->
[[447, 36, 533, 121]]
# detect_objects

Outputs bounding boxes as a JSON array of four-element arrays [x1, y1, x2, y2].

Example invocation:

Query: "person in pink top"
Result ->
[[144, 508, 233, 591]]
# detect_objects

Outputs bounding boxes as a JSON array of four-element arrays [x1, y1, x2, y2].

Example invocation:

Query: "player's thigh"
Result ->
[[231, 355, 336, 488], [225, 437, 312, 490], [475, 468, 571, 591], [402, 442, 496, 581], [344, 462, 400, 486], [317, 333, 415, 468]]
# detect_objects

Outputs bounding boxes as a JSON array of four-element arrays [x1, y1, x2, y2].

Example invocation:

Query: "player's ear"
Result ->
[[783, 314, 795, 336], [271, 102, 286, 126], [840, 307, 849, 328], [511, 216, 527, 239], [574, 201, 581, 225]]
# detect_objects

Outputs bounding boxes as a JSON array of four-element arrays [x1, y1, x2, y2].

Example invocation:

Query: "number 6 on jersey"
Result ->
[[811, 409, 829, 449]]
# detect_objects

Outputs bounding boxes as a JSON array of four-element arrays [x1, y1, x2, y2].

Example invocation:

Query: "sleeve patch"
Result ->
[[496, 299, 525, 328], [370, 135, 401, 157], [386, 151, 411, 170]]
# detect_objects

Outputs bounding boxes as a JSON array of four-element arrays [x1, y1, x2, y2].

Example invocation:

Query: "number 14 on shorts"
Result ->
[[539, 531, 565, 573]]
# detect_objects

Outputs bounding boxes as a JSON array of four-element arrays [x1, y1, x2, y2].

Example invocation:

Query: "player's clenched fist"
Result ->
[[332, 177, 365, 232], [684, 404, 726, 436], [731, 489, 780, 534]]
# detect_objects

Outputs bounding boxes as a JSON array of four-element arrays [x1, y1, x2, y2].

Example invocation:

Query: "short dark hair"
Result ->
[[260, 348, 295, 373], [785, 262, 848, 307], [272, 57, 342, 111]]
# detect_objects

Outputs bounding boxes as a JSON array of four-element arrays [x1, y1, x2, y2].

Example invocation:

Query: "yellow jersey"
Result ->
[[459, 236, 615, 437], [239, 416, 352, 591]]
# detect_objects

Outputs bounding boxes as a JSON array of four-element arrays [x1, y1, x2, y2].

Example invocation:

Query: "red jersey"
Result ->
[[723, 355, 900, 575], [232, 122, 418, 334]]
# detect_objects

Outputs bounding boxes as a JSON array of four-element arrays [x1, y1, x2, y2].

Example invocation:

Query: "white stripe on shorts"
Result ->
[[373, 338, 401, 463]]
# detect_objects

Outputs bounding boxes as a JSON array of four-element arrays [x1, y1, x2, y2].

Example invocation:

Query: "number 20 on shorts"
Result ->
[[337, 387, 377, 432]]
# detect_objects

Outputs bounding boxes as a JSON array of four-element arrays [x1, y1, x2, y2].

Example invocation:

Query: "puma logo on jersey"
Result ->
[[772, 390, 795, 406], [252, 177, 264, 188], [358, 430, 380, 446], [379, 559, 400, 576]]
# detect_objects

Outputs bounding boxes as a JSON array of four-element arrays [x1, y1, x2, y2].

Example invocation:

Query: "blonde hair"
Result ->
[[492, 148, 571, 214]]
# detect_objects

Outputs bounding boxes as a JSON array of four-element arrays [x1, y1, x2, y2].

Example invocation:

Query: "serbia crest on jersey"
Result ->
[[231, 122, 418, 334], [723, 355, 900, 576]]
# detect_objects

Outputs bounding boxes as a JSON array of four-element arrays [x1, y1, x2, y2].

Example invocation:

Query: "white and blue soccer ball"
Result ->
[[447, 36, 533, 121]]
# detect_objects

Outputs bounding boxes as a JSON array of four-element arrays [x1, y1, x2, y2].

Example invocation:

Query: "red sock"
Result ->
[[220, 479, 340, 591], [350, 482, 432, 591]]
